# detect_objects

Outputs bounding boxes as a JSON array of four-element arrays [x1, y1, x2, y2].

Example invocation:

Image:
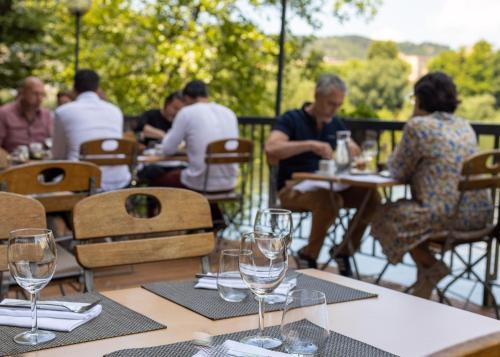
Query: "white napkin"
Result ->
[[0, 299, 102, 332], [293, 179, 349, 193], [192, 339, 291, 356], [195, 274, 297, 296]]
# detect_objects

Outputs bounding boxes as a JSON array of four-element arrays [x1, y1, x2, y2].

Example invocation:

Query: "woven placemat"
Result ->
[[0, 292, 165, 356], [107, 320, 397, 357], [143, 273, 376, 320]]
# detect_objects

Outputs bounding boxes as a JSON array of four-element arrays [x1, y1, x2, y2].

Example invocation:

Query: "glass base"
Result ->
[[284, 341, 319, 355], [254, 293, 287, 305], [14, 330, 56, 345], [240, 335, 282, 349]]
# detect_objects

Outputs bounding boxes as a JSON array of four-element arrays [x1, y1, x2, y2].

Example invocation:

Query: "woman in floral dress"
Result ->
[[371, 72, 492, 298]]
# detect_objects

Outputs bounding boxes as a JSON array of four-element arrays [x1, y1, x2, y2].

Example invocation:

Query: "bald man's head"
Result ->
[[18, 77, 46, 111]]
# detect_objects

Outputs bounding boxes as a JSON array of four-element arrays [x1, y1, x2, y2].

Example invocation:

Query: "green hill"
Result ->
[[306, 35, 450, 60]]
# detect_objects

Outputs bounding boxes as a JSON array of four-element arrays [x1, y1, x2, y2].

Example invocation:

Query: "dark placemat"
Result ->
[[0, 292, 165, 356], [142, 273, 377, 320], [107, 320, 397, 357]]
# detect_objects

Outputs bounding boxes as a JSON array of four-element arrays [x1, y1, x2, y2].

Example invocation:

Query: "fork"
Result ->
[[0, 299, 101, 313]]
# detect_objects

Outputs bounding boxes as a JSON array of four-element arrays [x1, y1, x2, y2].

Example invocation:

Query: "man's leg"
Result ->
[[279, 186, 342, 263], [336, 186, 381, 256]]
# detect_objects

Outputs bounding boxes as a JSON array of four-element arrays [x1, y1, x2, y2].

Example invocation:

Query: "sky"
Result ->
[[251, 0, 500, 49]]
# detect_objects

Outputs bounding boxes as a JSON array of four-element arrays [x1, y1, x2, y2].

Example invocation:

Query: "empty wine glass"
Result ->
[[8, 228, 57, 345], [280, 289, 330, 356], [254, 208, 292, 304], [239, 232, 288, 349]]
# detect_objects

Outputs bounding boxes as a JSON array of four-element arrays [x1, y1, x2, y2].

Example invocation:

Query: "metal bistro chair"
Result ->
[[202, 138, 253, 235], [376, 150, 500, 318], [72, 187, 215, 292], [79, 138, 138, 186]]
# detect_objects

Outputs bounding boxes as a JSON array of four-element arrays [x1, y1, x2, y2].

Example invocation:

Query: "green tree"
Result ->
[[456, 94, 499, 121], [367, 40, 398, 60], [345, 58, 410, 112], [428, 40, 495, 97]]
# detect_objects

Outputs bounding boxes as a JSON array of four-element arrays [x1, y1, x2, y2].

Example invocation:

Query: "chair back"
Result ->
[[72, 187, 214, 271], [0, 161, 101, 213], [427, 330, 500, 357], [80, 138, 138, 168], [0, 148, 9, 170], [203, 138, 253, 193], [0, 192, 46, 271], [459, 150, 500, 191]]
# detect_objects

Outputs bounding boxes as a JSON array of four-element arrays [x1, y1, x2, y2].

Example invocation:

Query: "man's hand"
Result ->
[[310, 140, 333, 159], [348, 139, 361, 157]]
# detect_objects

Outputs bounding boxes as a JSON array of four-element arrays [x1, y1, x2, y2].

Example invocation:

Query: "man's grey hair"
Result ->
[[315, 74, 347, 96]]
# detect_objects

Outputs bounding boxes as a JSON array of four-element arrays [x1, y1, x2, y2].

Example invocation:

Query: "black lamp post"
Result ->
[[275, 0, 287, 117], [66, 0, 92, 75]]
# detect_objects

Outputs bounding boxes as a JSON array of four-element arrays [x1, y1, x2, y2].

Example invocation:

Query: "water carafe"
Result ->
[[335, 130, 351, 172]]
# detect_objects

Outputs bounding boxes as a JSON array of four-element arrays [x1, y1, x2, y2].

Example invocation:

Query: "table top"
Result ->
[[21, 270, 500, 357], [293, 171, 400, 189]]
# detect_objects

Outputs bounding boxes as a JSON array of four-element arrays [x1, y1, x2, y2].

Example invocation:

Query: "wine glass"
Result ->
[[361, 139, 378, 172], [254, 208, 292, 304], [239, 232, 288, 349], [8, 228, 57, 345]]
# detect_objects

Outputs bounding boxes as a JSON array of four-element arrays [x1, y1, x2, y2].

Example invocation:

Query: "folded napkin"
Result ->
[[193, 339, 291, 356], [0, 299, 102, 332], [195, 274, 297, 296]]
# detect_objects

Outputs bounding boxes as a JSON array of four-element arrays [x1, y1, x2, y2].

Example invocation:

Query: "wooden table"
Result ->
[[22, 270, 500, 357]]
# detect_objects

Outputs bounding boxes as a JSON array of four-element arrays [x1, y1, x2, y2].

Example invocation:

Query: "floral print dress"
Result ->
[[371, 112, 493, 264]]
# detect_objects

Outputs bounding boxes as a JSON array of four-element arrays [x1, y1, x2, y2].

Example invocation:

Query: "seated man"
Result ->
[[156, 80, 239, 224], [135, 91, 184, 147], [265, 73, 380, 275], [0, 77, 53, 153], [52, 69, 131, 191]]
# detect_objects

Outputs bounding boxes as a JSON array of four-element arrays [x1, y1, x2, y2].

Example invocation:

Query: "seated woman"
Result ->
[[371, 72, 492, 299]]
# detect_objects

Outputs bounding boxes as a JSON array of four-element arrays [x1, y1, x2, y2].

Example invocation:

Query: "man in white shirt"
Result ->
[[52, 69, 131, 191], [156, 80, 239, 192]]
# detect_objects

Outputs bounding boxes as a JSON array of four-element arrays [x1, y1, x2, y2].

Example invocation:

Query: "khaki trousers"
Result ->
[[279, 184, 381, 259]]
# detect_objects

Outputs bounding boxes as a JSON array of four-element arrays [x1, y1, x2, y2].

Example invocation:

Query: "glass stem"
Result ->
[[258, 295, 264, 337], [31, 291, 38, 335]]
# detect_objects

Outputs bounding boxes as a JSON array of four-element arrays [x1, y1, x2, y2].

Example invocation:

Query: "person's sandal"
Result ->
[[293, 248, 318, 269], [329, 245, 353, 277], [413, 260, 450, 299]]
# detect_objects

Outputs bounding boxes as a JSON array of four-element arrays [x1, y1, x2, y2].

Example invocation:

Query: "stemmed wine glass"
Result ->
[[253, 208, 292, 304], [8, 228, 57, 345], [239, 232, 288, 349]]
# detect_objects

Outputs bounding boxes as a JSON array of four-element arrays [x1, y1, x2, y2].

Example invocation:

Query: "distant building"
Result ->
[[399, 54, 431, 82]]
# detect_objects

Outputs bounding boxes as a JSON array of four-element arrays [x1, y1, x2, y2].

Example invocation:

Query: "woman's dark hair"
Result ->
[[163, 90, 183, 108], [414, 71, 459, 113], [74, 69, 99, 93], [182, 80, 208, 99]]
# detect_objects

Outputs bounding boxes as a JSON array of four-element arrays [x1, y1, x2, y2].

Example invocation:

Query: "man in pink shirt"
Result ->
[[0, 77, 53, 152]]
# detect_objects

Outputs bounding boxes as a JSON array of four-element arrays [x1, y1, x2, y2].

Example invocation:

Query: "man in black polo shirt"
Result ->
[[135, 91, 184, 147], [265, 74, 380, 275]]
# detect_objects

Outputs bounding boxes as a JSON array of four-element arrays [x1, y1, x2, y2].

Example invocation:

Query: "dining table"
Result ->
[[17, 269, 500, 357]]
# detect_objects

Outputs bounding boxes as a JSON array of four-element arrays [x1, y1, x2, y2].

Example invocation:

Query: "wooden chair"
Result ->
[[0, 192, 82, 297], [72, 187, 215, 292], [0, 148, 9, 170], [427, 330, 500, 357], [79, 138, 138, 185], [0, 161, 101, 213], [202, 138, 253, 233], [431, 150, 500, 318]]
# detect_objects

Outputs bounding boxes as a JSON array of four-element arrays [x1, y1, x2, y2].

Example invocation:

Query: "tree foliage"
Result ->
[[367, 40, 398, 60], [428, 40, 499, 108]]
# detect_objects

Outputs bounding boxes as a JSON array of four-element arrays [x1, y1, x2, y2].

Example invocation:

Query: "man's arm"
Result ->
[[161, 115, 186, 156], [265, 130, 333, 165], [142, 124, 166, 140]]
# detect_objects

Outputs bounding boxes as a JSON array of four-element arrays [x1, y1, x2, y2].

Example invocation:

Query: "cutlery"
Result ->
[[0, 299, 101, 313]]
